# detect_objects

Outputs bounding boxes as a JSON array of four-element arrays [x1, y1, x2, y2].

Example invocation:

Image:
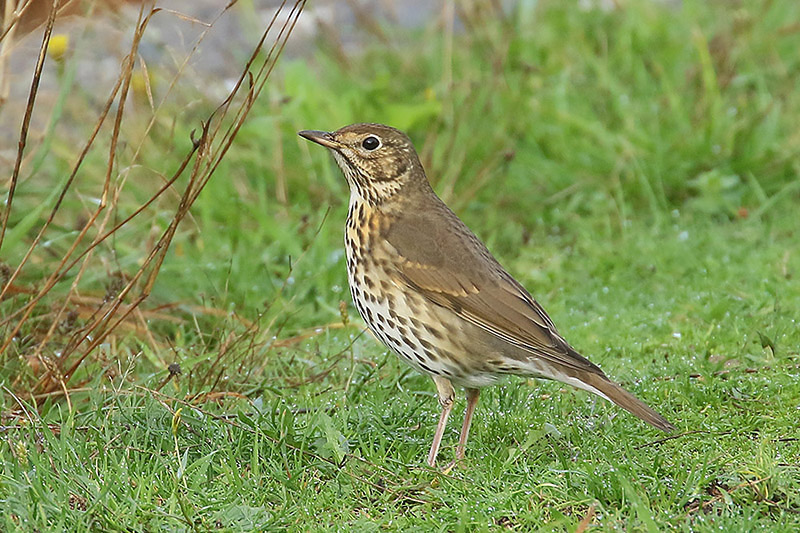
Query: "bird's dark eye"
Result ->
[[362, 136, 380, 151]]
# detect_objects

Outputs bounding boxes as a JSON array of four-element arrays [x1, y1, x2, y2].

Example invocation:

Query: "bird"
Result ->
[[298, 123, 675, 468]]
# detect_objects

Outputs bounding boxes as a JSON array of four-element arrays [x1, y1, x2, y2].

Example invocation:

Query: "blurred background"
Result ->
[[1, 0, 799, 529]]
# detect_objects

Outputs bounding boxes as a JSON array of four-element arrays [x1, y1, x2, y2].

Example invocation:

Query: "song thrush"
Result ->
[[299, 123, 675, 467]]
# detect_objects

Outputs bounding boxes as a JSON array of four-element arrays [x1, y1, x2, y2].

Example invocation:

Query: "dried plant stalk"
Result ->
[[1, 0, 308, 400]]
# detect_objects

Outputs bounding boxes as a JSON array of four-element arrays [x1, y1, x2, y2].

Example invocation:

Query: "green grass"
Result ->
[[2, 0, 800, 530]]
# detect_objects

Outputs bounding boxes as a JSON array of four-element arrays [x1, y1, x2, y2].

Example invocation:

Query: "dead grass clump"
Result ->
[[1, 0, 307, 404]]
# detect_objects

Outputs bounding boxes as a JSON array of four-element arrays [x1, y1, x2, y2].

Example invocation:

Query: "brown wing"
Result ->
[[382, 198, 603, 375]]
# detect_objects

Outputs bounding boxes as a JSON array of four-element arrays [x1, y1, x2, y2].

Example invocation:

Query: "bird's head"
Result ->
[[299, 123, 425, 205]]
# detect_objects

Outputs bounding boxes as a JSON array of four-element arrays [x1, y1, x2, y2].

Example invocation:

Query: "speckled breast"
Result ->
[[343, 198, 503, 388]]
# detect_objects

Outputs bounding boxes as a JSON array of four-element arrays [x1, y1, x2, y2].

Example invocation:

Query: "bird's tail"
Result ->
[[576, 371, 675, 432]]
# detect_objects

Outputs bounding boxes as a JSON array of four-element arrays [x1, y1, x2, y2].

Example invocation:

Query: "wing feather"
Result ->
[[383, 203, 602, 374]]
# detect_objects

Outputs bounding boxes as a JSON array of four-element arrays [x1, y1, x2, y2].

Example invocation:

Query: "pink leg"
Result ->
[[455, 388, 480, 462], [427, 376, 455, 467]]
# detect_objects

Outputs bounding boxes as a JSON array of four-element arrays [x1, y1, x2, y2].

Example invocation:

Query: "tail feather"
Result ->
[[580, 372, 675, 432]]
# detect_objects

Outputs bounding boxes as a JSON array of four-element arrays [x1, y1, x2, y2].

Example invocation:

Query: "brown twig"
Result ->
[[1, 0, 309, 400], [0, 0, 59, 251]]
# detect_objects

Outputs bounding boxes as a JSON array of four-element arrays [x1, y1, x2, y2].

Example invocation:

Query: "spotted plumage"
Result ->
[[299, 123, 675, 468]]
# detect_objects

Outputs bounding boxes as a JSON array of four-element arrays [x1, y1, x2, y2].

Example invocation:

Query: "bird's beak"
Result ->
[[298, 130, 339, 149]]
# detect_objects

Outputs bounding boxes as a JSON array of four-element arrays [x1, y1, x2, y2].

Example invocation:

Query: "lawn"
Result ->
[[1, 0, 799, 531]]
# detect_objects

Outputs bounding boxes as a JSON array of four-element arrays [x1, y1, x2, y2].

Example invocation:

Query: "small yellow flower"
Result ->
[[47, 34, 69, 62]]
